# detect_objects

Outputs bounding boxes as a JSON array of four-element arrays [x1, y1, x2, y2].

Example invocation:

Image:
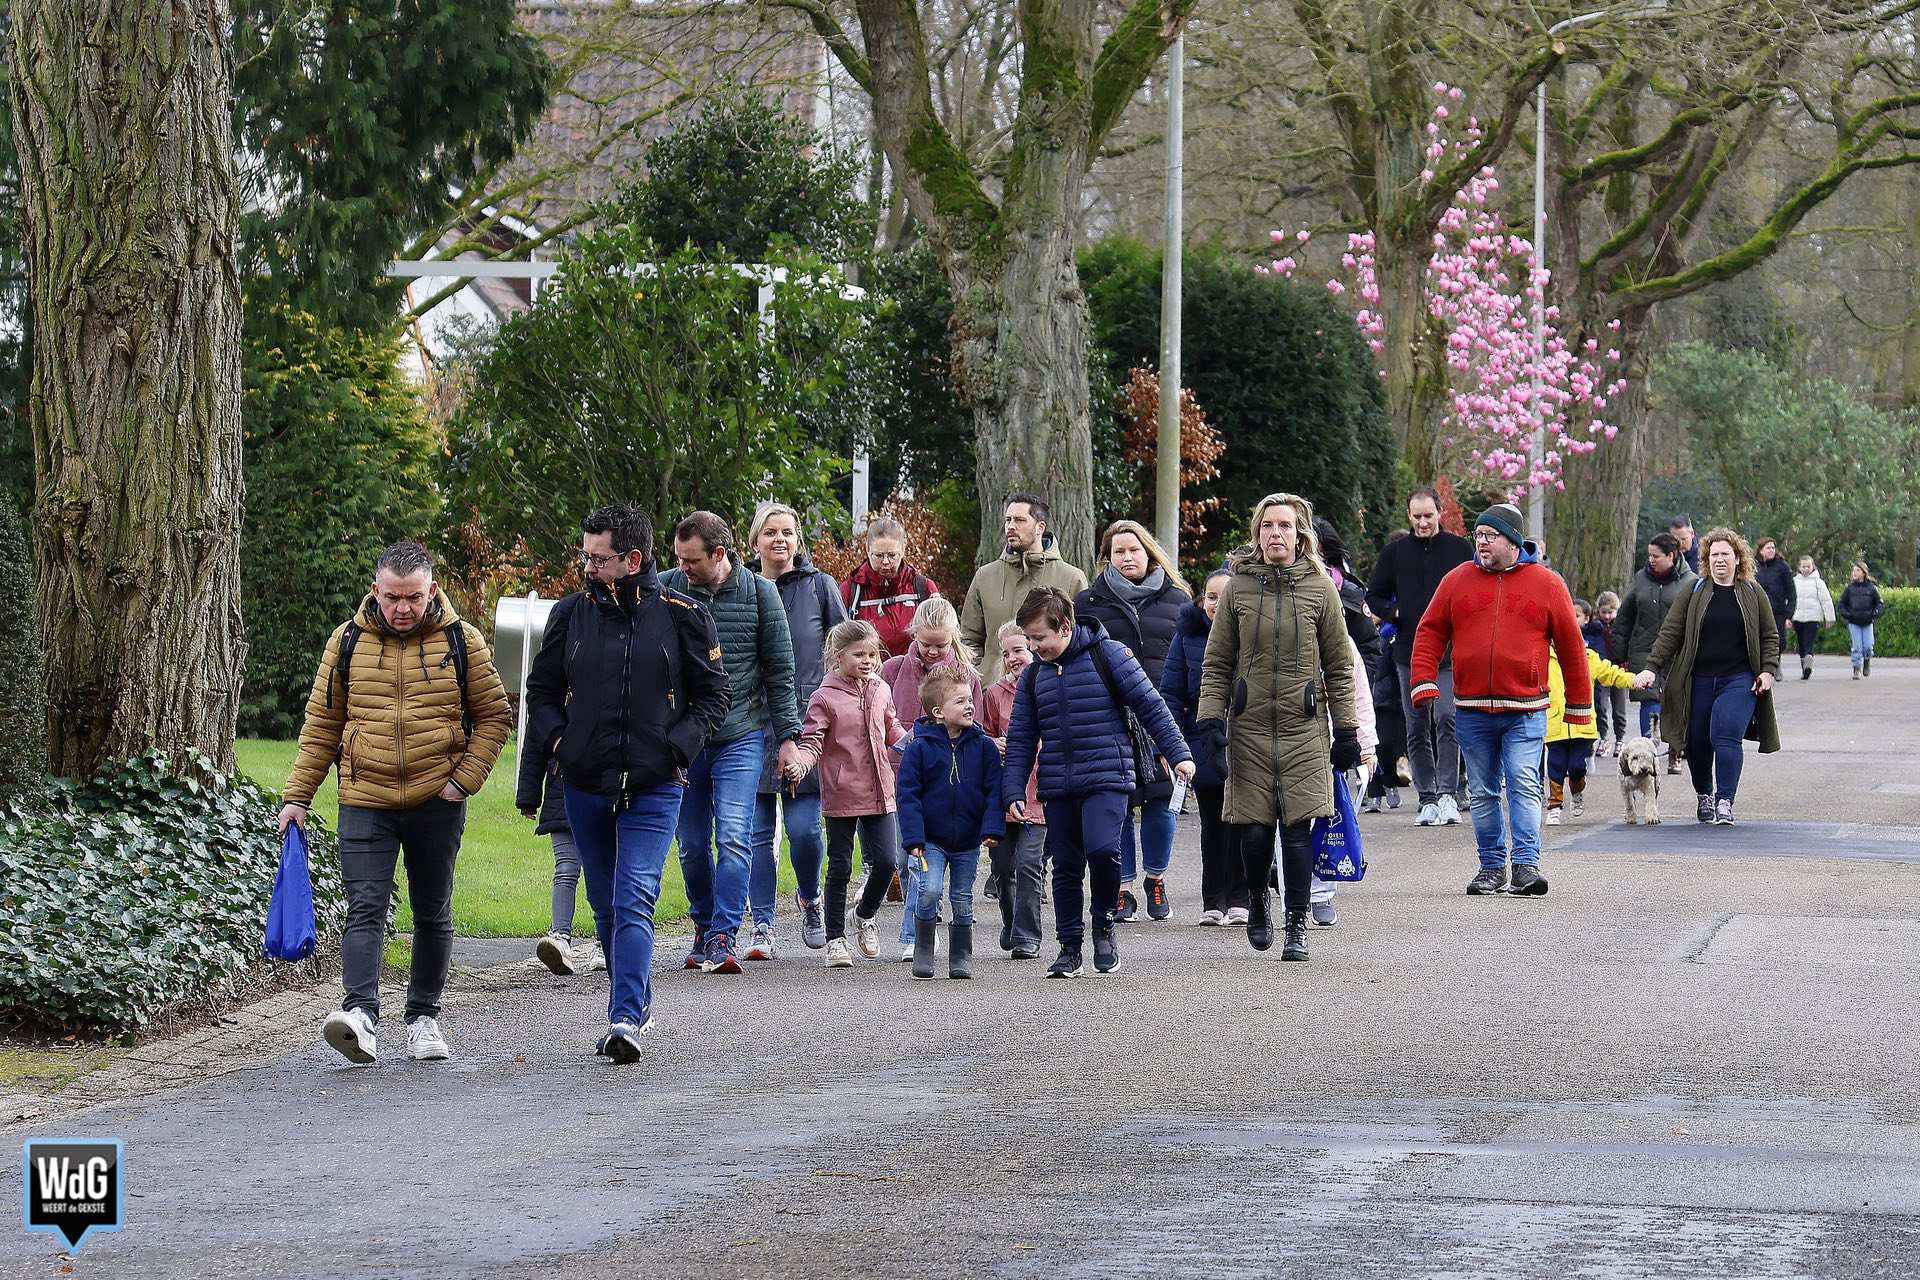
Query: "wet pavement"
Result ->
[[4, 655, 1916, 1278]]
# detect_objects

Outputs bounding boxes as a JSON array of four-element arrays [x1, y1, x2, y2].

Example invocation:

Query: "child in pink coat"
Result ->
[[793, 620, 911, 966]]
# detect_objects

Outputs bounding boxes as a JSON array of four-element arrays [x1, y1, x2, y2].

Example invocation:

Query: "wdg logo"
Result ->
[[21, 1139, 122, 1252]]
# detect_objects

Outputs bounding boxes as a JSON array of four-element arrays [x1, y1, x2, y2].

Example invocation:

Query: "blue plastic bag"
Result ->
[[264, 823, 318, 961], [1311, 770, 1367, 881]]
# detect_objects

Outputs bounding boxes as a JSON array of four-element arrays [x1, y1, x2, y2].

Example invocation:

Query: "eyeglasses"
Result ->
[[1472, 531, 1500, 542], [580, 551, 627, 569]]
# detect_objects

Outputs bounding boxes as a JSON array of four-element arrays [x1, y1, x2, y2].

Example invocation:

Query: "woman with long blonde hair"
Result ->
[[1075, 519, 1192, 920]]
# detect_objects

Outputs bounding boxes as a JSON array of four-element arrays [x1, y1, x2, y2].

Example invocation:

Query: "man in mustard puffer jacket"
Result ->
[[279, 541, 511, 1067]]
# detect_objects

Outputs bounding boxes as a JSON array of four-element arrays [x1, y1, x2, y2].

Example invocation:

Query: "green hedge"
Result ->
[[0, 752, 347, 1029], [1817, 585, 1920, 658], [239, 308, 441, 737]]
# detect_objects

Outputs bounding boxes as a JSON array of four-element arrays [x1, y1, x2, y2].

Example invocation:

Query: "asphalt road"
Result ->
[[5, 654, 1917, 1278]]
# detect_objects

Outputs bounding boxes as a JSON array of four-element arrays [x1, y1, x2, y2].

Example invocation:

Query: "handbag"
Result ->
[[1087, 637, 1169, 801], [1311, 770, 1367, 881], [264, 822, 318, 961]]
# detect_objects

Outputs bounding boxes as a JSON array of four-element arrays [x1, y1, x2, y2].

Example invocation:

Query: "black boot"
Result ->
[[997, 875, 1015, 952], [1091, 925, 1119, 973], [948, 924, 973, 979], [1281, 910, 1309, 961], [1244, 843, 1276, 952], [911, 917, 937, 979]]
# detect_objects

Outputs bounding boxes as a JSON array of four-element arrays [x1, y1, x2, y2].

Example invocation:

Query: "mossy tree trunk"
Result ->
[[785, 0, 1199, 569], [10, 0, 245, 779]]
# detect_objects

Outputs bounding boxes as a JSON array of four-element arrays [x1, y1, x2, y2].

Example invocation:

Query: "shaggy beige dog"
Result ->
[[1618, 735, 1662, 825]]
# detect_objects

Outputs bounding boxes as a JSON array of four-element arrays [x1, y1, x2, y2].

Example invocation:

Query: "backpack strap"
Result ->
[[1087, 636, 1124, 705], [328, 621, 364, 713], [444, 621, 473, 739]]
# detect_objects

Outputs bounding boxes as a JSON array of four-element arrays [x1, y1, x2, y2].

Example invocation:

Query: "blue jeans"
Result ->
[[677, 732, 765, 941], [1848, 623, 1874, 664], [1639, 700, 1660, 737], [1118, 802, 1176, 883], [914, 842, 979, 927], [899, 858, 934, 945], [749, 788, 825, 927], [1455, 709, 1546, 869], [564, 782, 682, 1027], [1687, 674, 1758, 801]]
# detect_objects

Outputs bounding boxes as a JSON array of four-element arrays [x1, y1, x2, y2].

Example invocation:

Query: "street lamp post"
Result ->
[[1155, 37, 1184, 555]]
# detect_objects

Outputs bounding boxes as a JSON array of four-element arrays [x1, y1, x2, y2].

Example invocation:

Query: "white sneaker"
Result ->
[[578, 939, 607, 972], [854, 913, 880, 958], [1436, 794, 1463, 825], [743, 923, 776, 961], [1224, 906, 1249, 926], [1545, 806, 1564, 826], [899, 942, 915, 962], [1195, 909, 1225, 926], [536, 933, 576, 975], [322, 1008, 377, 1065], [1570, 793, 1585, 819], [825, 938, 853, 967], [1415, 802, 1440, 826], [406, 1016, 451, 1061]]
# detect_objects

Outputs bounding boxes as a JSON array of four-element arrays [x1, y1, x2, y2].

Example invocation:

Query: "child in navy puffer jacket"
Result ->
[[1002, 588, 1194, 979], [896, 665, 1005, 979]]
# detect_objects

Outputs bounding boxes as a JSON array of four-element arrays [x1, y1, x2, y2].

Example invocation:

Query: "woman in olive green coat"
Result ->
[[1196, 494, 1361, 962], [1633, 527, 1780, 826]]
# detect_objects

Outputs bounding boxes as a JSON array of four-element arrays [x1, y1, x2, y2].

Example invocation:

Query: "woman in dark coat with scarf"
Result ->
[[745, 502, 847, 956], [1160, 568, 1246, 924], [1074, 519, 1191, 922]]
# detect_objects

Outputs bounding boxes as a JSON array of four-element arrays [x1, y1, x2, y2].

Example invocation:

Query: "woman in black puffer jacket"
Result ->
[[1075, 519, 1191, 922], [1160, 569, 1245, 924]]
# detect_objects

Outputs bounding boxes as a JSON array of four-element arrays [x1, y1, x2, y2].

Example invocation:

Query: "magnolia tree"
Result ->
[[1264, 85, 1625, 500]]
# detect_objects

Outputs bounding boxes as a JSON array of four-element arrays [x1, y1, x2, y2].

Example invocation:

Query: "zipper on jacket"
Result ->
[[396, 633, 409, 794]]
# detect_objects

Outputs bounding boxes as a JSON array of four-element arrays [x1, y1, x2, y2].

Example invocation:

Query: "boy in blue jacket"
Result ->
[[1002, 588, 1195, 978], [897, 665, 1006, 979]]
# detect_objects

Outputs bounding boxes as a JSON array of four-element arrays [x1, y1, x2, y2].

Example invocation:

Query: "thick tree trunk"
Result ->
[[949, 181, 1096, 569], [1549, 309, 1656, 599], [11, 0, 246, 779], [1375, 234, 1449, 481]]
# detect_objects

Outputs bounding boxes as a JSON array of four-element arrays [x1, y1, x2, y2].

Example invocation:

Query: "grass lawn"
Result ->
[[234, 739, 805, 940]]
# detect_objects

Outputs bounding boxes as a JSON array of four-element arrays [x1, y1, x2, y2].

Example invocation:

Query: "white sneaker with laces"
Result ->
[[743, 923, 776, 961], [1195, 909, 1225, 926], [1570, 793, 1585, 819], [854, 913, 880, 959], [536, 933, 576, 975], [321, 1008, 377, 1065], [1224, 906, 1249, 926], [1545, 806, 1563, 826], [1415, 802, 1440, 826], [1436, 794, 1463, 825], [406, 1016, 451, 1061], [825, 938, 853, 967]]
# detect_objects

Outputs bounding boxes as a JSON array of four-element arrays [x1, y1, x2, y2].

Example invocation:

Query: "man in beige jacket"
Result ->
[[961, 493, 1088, 684], [279, 541, 511, 1067]]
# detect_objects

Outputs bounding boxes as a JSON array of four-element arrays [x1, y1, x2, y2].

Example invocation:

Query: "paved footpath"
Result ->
[[5, 656, 1917, 1278]]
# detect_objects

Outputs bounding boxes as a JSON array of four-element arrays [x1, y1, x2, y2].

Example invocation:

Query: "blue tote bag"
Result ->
[[1311, 770, 1367, 882], [264, 823, 318, 961]]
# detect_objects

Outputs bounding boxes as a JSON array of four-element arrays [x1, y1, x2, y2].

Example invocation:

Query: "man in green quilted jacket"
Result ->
[[662, 511, 801, 974]]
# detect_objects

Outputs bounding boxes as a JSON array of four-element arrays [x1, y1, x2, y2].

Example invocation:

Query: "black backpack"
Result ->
[[326, 618, 473, 739]]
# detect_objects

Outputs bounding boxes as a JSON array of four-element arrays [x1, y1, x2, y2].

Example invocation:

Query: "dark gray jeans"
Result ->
[[338, 797, 465, 1024], [990, 822, 1048, 950], [1397, 656, 1460, 806]]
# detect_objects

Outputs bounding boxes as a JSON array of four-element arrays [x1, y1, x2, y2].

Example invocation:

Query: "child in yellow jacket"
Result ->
[[1547, 645, 1637, 822]]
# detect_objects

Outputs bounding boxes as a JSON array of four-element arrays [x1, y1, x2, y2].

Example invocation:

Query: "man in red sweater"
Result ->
[[1411, 503, 1592, 897]]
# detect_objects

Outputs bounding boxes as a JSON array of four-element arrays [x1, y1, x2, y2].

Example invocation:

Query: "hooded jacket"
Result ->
[[1365, 529, 1475, 665], [1159, 599, 1223, 789], [661, 558, 801, 748], [1791, 571, 1836, 625], [285, 587, 512, 811], [1196, 556, 1358, 826], [746, 554, 847, 795], [896, 718, 1007, 852], [841, 560, 939, 658], [1410, 542, 1593, 724], [1074, 567, 1188, 689], [1000, 620, 1192, 805], [522, 564, 731, 802], [960, 534, 1089, 684], [795, 672, 912, 817]]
